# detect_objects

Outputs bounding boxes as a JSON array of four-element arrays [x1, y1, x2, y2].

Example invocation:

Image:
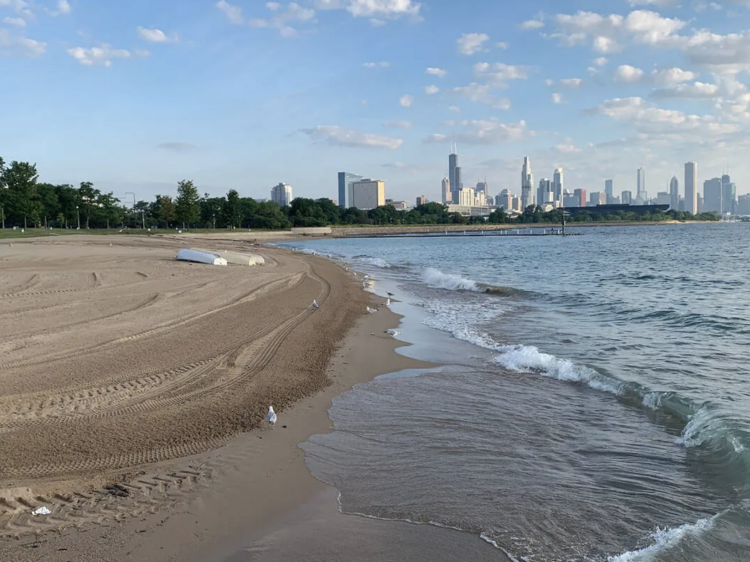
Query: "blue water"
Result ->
[[285, 224, 750, 561]]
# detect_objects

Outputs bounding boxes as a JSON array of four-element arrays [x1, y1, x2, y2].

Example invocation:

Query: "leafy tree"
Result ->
[[98, 192, 120, 229], [200, 194, 227, 228], [36, 183, 59, 228], [4, 161, 42, 228], [289, 197, 327, 227], [175, 179, 201, 228], [153, 195, 177, 227], [224, 189, 243, 228], [77, 181, 100, 229], [316, 198, 341, 225]]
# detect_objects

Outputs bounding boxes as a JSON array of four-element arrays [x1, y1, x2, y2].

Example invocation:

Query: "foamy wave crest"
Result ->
[[354, 257, 392, 268], [299, 248, 319, 255], [607, 516, 715, 562], [494, 345, 622, 394], [423, 268, 481, 292]]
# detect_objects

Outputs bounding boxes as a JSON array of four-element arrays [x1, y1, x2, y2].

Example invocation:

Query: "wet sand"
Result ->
[[0, 235, 502, 562]]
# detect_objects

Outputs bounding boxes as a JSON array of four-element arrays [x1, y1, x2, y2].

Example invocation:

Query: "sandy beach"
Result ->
[[0, 234, 495, 562]]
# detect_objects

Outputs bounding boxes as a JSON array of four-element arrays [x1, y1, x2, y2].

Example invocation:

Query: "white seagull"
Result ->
[[266, 406, 277, 425], [384, 329, 400, 337], [312, 300, 319, 309], [366, 306, 378, 313], [386, 298, 391, 306]]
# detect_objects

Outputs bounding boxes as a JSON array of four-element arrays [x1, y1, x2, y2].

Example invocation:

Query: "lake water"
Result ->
[[283, 223, 750, 561]]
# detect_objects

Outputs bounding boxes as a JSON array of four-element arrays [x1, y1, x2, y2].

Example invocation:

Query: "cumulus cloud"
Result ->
[[425, 85, 439, 95], [0, 28, 45, 57], [627, 0, 679, 6], [363, 61, 389, 68], [245, 2, 315, 37], [301, 125, 403, 149], [47, 0, 71, 16], [216, 0, 244, 24], [593, 57, 609, 66], [1, 0, 34, 19], [519, 19, 544, 30], [137, 27, 179, 43], [614, 64, 645, 82], [67, 44, 131, 67], [452, 83, 511, 109], [426, 66, 447, 78], [473, 62, 531, 86], [457, 32, 490, 55], [313, 0, 421, 20], [382, 120, 412, 129], [448, 105, 461, 113], [400, 94, 414, 107], [651, 81, 721, 99], [3, 16, 25, 26], [552, 93, 564, 104], [425, 118, 532, 145]]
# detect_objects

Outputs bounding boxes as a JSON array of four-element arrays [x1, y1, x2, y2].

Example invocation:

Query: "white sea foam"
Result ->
[[355, 257, 392, 268], [607, 517, 714, 562], [300, 248, 319, 255], [423, 268, 481, 292], [675, 407, 715, 448]]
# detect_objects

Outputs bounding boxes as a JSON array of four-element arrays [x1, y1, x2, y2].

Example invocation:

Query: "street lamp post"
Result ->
[[76, 206, 80, 230], [212, 214, 216, 229], [125, 192, 137, 229]]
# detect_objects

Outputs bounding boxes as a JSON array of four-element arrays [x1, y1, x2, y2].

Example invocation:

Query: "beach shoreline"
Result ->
[[0, 236, 439, 562]]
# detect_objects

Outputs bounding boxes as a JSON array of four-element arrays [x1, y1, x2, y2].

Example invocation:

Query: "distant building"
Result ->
[[352, 179, 386, 210], [622, 190, 633, 205], [655, 191, 671, 206], [521, 157, 534, 209], [697, 193, 704, 214], [537, 178, 553, 207], [338, 172, 363, 208], [563, 194, 579, 208], [670, 176, 679, 211], [637, 167, 647, 204], [722, 174, 736, 215], [703, 177, 722, 213], [605, 179, 614, 204], [386, 199, 409, 210], [271, 183, 293, 207], [589, 192, 606, 206], [458, 187, 475, 207], [685, 162, 698, 214], [498, 189, 513, 210], [449, 145, 462, 204], [446, 205, 492, 218], [416, 195, 427, 206], [474, 190, 488, 207], [553, 168, 564, 205], [737, 194, 750, 215], [573, 188, 587, 208], [441, 177, 452, 204], [476, 181, 488, 195]]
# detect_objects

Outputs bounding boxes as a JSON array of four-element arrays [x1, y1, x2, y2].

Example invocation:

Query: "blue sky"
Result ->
[[2, 0, 750, 204]]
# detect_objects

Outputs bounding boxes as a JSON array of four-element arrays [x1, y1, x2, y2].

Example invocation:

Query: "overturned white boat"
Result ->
[[192, 248, 264, 266], [176, 249, 227, 266]]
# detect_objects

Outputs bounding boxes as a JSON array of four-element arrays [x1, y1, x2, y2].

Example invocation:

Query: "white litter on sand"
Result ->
[[266, 406, 277, 425], [32, 507, 51, 516]]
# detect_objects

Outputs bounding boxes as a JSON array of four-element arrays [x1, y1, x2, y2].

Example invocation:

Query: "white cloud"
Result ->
[[245, 2, 315, 36], [216, 0, 244, 24], [496, 41, 509, 50], [0, 0, 33, 19], [66, 44, 131, 67], [651, 81, 721, 98], [363, 61, 389, 68], [3, 16, 25, 26], [426, 67, 446, 78], [692, 1, 722, 12], [555, 141, 582, 153], [448, 105, 461, 113], [614, 64, 645, 82], [426, 118, 532, 145], [382, 120, 413, 129], [652, 67, 696, 84], [425, 85, 439, 95], [452, 83, 511, 109], [627, 0, 679, 6], [50, 0, 71, 16], [0, 28, 45, 57], [519, 19, 544, 30], [552, 93, 564, 104], [137, 27, 178, 43], [457, 32, 490, 55], [400, 94, 414, 107], [346, 0, 421, 18], [593, 57, 609, 66], [473, 62, 531, 86], [301, 125, 403, 149], [559, 78, 583, 88]]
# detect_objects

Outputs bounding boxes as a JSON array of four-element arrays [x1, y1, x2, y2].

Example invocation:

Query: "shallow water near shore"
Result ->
[[284, 223, 750, 562]]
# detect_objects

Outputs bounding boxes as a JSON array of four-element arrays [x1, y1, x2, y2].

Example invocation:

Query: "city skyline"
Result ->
[[2, 2, 750, 202]]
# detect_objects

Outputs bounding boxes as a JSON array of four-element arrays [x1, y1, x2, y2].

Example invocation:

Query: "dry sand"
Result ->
[[1, 234, 469, 562]]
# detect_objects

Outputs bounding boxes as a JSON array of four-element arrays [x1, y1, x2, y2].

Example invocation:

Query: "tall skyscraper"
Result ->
[[622, 191, 633, 205], [553, 168, 564, 204], [574, 188, 587, 208], [498, 189, 512, 211], [537, 179, 554, 207], [670, 176, 679, 211], [338, 172, 363, 208], [636, 168, 647, 203], [521, 157, 534, 209], [605, 179, 614, 204], [271, 183, 293, 207], [441, 177, 451, 204], [722, 174, 736, 215], [704, 178, 722, 213], [685, 162, 698, 214], [449, 145, 462, 204]]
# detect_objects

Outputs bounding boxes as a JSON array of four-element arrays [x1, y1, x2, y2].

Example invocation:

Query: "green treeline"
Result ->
[[0, 157, 718, 230]]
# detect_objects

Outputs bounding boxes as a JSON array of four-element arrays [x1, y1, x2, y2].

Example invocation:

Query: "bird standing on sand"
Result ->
[[386, 298, 391, 306], [266, 406, 277, 425], [387, 292, 395, 297], [366, 306, 378, 313], [384, 329, 400, 337], [312, 300, 319, 309]]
